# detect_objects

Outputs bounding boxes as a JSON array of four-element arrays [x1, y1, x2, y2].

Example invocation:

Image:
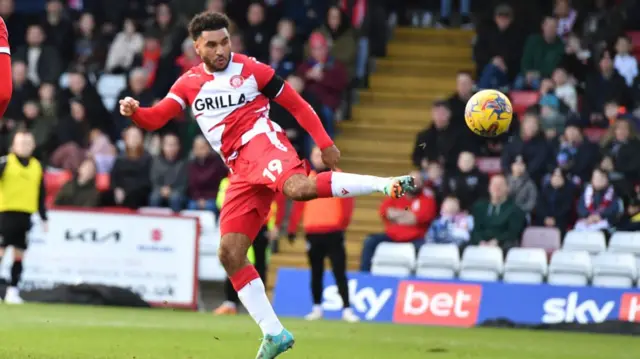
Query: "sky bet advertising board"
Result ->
[[272, 268, 640, 327]]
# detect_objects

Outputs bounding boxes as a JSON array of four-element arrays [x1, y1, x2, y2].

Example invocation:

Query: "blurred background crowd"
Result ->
[[4, 0, 640, 273]]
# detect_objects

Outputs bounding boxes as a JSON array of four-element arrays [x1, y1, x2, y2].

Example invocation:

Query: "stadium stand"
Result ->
[[562, 230, 607, 258], [415, 243, 460, 279], [547, 250, 592, 286], [370, 242, 416, 277], [459, 245, 504, 282], [503, 247, 548, 284], [591, 251, 638, 288]]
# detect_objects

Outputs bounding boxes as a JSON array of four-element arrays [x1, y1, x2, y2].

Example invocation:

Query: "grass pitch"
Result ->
[[0, 304, 637, 359]]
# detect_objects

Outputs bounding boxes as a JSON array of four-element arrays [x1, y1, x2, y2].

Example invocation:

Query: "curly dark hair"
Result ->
[[188, 12, 230, 40]]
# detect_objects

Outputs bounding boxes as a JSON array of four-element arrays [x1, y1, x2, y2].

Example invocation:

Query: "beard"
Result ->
[[203, 55, 229, 72]]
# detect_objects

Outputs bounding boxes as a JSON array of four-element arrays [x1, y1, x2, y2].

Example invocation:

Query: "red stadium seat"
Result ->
[[628, 31, 640, 50], [521, 226, 562, 260], [509, 91, 539, 117], [583, 127, 607, 143], [476, 157, 501, 176]]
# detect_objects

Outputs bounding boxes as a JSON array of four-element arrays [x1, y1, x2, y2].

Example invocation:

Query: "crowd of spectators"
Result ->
[[1, 0, 387, 213], [361, 0, 640, 269]]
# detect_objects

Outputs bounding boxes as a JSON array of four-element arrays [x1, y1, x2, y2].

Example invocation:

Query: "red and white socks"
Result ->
[[230, 265, 284, 336]]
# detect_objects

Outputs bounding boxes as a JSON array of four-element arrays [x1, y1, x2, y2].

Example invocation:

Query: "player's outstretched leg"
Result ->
[[283, 172, 416, 201], [218, 232, 294, 358]]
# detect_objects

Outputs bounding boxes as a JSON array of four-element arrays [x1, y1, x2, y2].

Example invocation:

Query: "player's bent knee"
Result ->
[[282, 174, 316, 201], [218, 233, 252, 273]]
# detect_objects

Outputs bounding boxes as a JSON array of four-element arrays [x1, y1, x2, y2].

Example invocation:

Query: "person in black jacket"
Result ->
[[243, 2, 272, 63], [601, 119, 640, 183], [106, 126, 152, 209], [14, 24, 62, 86], [554, 124, 600, 184], [412, 101, 469, 172], [584, 50, 631, 128], [113, 68, 155, 138], [443, 151, 488, 211], [534, 167, 575, 234], [501, 113, 553, 184], [474, 4, 525, 83]]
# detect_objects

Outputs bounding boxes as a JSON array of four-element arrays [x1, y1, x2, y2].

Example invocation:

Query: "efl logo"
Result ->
[[619, 293, 640, 322], [392, 281, 482, 327]]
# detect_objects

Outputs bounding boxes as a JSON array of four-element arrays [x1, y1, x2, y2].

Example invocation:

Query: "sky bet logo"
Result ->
[[542, 292, 640, 324]]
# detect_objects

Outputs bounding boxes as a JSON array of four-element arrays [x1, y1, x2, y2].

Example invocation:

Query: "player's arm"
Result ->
[[121, 76, 187, 131], [0, 17, 12, 118], [253, 60, 333, 150]]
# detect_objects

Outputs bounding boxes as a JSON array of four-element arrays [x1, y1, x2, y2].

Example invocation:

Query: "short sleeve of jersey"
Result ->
[[244, 57, 276, 90], [166, 74, 190, 109], [0, 17, 9, 55]]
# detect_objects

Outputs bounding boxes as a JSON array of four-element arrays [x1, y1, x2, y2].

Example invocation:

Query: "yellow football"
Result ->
[[464, 89, 513, 137]]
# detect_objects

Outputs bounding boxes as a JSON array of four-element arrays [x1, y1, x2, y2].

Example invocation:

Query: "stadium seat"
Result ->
[[609, 231, 640, 270], [503, 248, 548, 284], [138, 207, 174, 215], [97, 74, 127, 111], [509, 91, 539, 117], [415, 243, 460, 279], [521, 226, 561, 258], [548, 250, 592, 286], [458, 245, 503, 282], [371, 242, 416, 278], [592, 252, 638, 288], [583, 128, 607, 143], [562, 230, 606, 257]]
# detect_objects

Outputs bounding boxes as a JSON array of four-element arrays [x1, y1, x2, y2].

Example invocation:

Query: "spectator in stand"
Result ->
[[135, 32, 163, 90], [41, 0, 75, 70], [74, 12, 107, 74], [507, 156, 538, 214], [314, 6, 357, 81], [599, 155, 632, 202], [114, 68, 155, 137], [339, 0, 369, 87], [286, 146, 358, 323], [105, 18, 144, 74], [0, 0, 24, 52], [619, 185, 640, 231], [584, 50, 630, 128], [187, 136, 227, 215], [515, 16, 564, 90], [5, 61, 36, 120], [552, 67, 578, 113], [276, 18, 303, 64], [613, 35, 638, 87], [148, 2, 185, 59], [474, 4, 524, 86], [87, 129, 116, 174], [447, 71, 476, 133], [470, 174, 525, 251], [560, 33, 590, 83], [108, 126, 152, 209], [20, 100, 55, 163], [50, 99, 90, 171], [534, 167, 575, 234], [149, 133, 187, 212], [296, 32, 348, 138], [502, 113, 552, 184], [243, 2, 271, 63], [38, 83, 57, 123], [443, 151, 488, 211], [412, 101, 468, 172], [268, 36, 295, 79], [538, 92, 567, 140], [61, 69, 112, 137], [230, 32, 246, 54], [555, 124, 600, 184], [601, 119, 640, 183], [425, 196, 473, 246], [575, 168, 622, 231], [554, 0, 580, 40], [176, 37, 202, 75], [54, 158, 100, 207], [270, 75, 323, 159], [359, 184, 437, 272], [14, 24, 62, 86], [603, 99, 640, 129], [282, 0, 327, 37]]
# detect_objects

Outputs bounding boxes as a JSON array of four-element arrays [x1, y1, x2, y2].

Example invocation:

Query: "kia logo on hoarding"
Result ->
[[64, 229, 121, 243]]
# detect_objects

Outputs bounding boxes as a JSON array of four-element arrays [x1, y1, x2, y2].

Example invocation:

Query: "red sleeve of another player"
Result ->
[[249, 58, 334, 150], [0, 17, 11, 118], [130, 77, 187, 131]]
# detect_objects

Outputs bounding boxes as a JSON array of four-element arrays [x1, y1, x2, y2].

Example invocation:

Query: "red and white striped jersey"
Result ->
[[167, 53, 284, 161]]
